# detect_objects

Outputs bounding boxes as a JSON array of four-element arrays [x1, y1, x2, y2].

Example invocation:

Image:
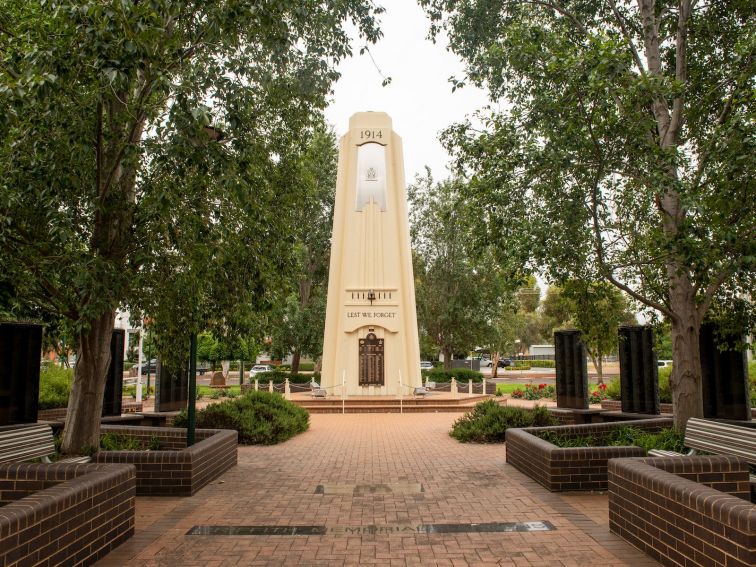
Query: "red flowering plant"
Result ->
[[523, 384, 555, 400], [589, 383, 608, 404], [511, 388, 524, 399]]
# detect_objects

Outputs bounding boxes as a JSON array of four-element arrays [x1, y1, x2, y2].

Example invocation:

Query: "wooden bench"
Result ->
[[311, 388, 327, 398], [413, 387, 429, 397], [0, 424, 91, 464], [648, 417, 756, 482]]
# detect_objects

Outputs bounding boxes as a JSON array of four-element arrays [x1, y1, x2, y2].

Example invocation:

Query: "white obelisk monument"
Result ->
[[321, 112, 421, 396]]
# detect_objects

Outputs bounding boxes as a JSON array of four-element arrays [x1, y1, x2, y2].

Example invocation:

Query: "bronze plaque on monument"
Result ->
[[359, 333, 384, 386]]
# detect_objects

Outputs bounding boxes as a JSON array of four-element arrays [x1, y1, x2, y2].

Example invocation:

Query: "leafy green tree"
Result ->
[[268, 126, 337, 373], [559, 281, 637, 383], [410, 175, 516, 369], [422, 0, 755, 428], [0, 1, 383, 453]]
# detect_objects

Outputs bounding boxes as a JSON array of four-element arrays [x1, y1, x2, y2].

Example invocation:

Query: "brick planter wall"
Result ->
[[505, 418, 672, 492], [608, 455, 755, 567], [0, 462, 135, 567], [600, 399, 674, 414], [38, 402, 143, 422], [94, 425, 237, 496]]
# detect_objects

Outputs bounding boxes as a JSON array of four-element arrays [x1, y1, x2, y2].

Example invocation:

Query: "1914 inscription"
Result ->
[[359, 333, 384, 386]]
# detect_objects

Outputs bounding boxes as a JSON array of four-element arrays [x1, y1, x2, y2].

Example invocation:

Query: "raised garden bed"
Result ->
[[609, 455, 754, 567], [0, 462, 135, 566], [505, 418, 672, 491], [94, 425, 237, 496]]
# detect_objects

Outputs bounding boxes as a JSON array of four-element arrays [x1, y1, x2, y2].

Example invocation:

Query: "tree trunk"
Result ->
[[442, 347, 452, 370], [62, 310, 115, 454], [491, 352, 500, 378], [291, 350, 301, 375], [588, 352, 604, 385], [669, 282, 704, 431]]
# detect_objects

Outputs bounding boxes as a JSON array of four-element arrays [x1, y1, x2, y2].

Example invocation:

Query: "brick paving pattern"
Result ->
[[96, 413, 659, 566]]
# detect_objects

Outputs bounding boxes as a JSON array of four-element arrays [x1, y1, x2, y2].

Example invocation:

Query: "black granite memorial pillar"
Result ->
[[618, 326, 660, 415], [0, 322, 43, 425], [700, 322, 751, 421], [101, 329, 125, 417], [554, 330, 588, 409], [154, 357, 189, 412]]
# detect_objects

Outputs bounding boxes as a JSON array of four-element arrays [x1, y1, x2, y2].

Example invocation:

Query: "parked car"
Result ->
[[420, 361, 434, 371], [249, 364, 274, 378], [497, 358, 513, 368], [136, 359, 158, 375], [657, 360, 673, 368]]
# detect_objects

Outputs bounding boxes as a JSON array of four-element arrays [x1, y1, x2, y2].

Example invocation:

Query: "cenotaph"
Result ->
[[321, 112, 421, 396]]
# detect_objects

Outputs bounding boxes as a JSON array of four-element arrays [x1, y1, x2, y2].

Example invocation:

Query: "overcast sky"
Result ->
[[324, 1, 490, 184]]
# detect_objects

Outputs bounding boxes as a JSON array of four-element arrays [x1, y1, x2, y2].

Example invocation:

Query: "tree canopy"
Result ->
[[0, 0, 384, 452], [422, 0, 755, 428]]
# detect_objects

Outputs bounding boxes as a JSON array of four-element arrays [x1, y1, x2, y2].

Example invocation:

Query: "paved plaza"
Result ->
[[96, 413, 658, 567]]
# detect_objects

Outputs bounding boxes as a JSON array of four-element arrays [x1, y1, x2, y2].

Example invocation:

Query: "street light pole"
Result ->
[[187, 333, 197, 446]]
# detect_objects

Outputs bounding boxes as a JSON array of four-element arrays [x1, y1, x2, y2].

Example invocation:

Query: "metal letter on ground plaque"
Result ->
[[358, 333, 384, 386], [554, 330, 589, 409]]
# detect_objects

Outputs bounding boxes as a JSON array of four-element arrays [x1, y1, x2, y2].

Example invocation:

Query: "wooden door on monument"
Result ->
[[358, 333, 384, 386]]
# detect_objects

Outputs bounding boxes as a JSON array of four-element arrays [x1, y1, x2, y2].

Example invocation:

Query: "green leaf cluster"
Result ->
[[173, 390, 309, 445], [450, 400, 556, 443]]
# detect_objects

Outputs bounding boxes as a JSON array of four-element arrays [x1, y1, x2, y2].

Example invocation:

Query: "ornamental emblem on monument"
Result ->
[[366, 167, 376, 181]]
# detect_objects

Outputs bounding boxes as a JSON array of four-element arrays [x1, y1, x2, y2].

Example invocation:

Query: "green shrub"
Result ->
[[38, 366, 73, 409], [539, 426, 685, 452], [605, 377, 621, 400], [100, 433, 143, 451], [505, 365, 531, 371], [658, 366, 672, 403], [525, 360, 555, 368], [173, 390, 309, 445], [254, 371, 319, 384], [425, 368, 484, 382], [123, 384, 155, 398], [449, 400, 557, 443], [510, 384, 555, 400]]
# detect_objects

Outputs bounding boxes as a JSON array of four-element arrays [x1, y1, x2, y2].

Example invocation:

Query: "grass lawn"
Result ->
[[197, 384, 241, 396], [495, 383, 523, 395]]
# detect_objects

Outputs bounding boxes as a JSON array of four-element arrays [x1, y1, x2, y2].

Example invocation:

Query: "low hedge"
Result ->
[[173, 390, 309, 445], [450, 400, 557, 443], [605, 369, 672, 403], [253, 370, 321, 384], [278, 362, 316, 372], [38, 366, 73, 409], [422, 368, 484, 382], [522, 359, 555, 368]]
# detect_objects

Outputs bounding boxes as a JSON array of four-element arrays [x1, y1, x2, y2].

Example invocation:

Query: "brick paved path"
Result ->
[[97, 414, 658, 567]]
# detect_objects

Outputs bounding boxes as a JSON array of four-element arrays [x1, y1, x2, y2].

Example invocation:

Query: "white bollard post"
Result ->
[[268, 380, 273, 393], [136, 329, 144, 403], [451, 377, 458, 397], [285, 378, 291, 400], [468, 379, 473, 396], [254, 379, 259, 391]]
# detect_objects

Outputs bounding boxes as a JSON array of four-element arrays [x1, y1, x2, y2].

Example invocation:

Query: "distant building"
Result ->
[[529, 344, 555, 357]]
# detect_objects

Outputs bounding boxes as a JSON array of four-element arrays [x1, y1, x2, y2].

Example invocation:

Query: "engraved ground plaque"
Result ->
[[359, 332, 384, 386]]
